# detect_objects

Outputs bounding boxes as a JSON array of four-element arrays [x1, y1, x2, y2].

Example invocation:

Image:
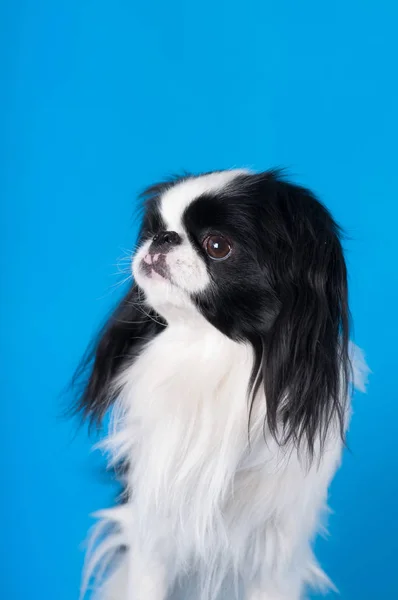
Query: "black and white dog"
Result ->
[[77, 169, 367, 600]]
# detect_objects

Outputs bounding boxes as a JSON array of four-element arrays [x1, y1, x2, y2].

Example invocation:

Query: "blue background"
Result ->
[[1, 1, 397, 598]]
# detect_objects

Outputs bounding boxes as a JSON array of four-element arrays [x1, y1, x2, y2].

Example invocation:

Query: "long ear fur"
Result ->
[[259, 179, 351, 455], [73, 283, 165, 425]]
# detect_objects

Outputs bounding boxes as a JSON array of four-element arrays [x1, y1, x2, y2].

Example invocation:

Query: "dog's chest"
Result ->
[[124, 324, 253, 426], [109, 324, 330, 562], [115, 326, 260, 517]]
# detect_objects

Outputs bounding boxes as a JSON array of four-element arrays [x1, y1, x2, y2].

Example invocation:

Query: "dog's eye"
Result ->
[[203, 235, 232, 261]]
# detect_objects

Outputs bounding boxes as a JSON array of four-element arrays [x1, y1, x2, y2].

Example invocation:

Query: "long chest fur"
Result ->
[[104, 324, 339, 569]]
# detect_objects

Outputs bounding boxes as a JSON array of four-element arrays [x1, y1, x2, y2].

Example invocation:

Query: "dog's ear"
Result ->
[[73, 283, 165, 425], [258, 177, 351, 455]]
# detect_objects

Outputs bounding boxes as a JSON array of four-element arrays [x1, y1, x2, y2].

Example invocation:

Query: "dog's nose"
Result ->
[[152, 231, 182, 248]]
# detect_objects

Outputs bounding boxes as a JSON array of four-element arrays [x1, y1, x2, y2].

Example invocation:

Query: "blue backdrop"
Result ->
[[1, 1, 397, 599]]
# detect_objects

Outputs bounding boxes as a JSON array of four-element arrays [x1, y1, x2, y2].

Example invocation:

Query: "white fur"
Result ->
[[160, 170, 249, 233], [82, 173, 369, 600], [82, 315, 367, 600]]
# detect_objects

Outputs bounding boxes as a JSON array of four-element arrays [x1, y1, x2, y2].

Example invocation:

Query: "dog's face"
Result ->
[[133, 171, 240, 317], [133, 170, 281, 336], [78, 169, 350, 454]]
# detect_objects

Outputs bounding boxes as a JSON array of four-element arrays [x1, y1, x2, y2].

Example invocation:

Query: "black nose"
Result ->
[[152, 230, 182, 247]]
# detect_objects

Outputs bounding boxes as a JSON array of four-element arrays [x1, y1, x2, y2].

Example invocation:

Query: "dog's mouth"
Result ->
[[140, 253, 171, 281]]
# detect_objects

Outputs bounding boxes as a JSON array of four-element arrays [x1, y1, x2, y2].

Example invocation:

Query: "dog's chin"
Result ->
[[133, 266, 200, 323]]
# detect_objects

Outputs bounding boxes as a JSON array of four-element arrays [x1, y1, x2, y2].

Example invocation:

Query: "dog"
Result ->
[[76, 169, 367, 599]]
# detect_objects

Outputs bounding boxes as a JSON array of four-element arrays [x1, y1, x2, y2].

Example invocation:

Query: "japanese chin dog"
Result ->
[[76, 169, 368, 600]]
